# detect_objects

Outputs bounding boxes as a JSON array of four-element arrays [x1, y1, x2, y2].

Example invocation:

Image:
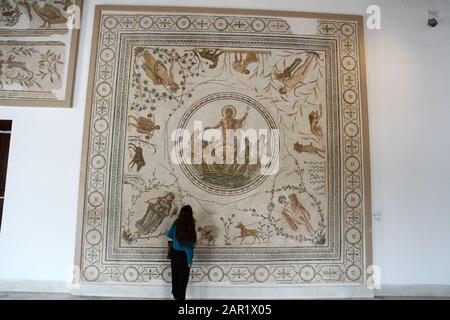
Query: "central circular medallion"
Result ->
[[177, 92, 278, 196]]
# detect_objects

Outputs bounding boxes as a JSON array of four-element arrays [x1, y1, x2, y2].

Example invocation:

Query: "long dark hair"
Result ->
[[175, 205, 197, 244]]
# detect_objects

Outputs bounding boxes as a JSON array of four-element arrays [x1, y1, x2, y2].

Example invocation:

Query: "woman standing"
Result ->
[[166, 205, 197, 300]]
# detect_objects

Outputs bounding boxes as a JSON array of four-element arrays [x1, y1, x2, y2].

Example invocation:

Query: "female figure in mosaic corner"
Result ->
[[135, 192, 177, 236]]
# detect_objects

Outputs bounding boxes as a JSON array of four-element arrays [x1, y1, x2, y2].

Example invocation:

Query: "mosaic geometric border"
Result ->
[[76, 6, 372, 287]]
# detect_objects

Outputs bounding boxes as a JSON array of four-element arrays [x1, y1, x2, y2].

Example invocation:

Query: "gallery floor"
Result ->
[[0, 292, 448, 300]]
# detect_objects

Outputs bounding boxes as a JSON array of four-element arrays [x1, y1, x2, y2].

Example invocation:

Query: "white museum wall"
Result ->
[[0, 0, 449, 294]]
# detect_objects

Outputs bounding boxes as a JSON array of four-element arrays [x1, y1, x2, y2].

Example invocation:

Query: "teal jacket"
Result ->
[[166, 224, 195, 265]]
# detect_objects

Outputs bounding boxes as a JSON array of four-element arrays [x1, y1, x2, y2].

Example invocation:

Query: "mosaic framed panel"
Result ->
[[76, 6, 372, 289], [0, 0, 82, 107]]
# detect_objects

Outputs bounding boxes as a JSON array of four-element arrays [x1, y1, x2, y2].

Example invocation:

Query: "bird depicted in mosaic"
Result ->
[[32, 1, 67, 28]]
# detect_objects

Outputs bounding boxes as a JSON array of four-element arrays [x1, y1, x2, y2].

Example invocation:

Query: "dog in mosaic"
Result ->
[[293, 142, 325, 159], [197, 225, 218, 246], [233, 222, 261, 244]]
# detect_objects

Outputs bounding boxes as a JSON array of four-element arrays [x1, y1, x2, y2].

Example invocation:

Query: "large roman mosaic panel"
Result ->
[[78, 6, 372, 288]]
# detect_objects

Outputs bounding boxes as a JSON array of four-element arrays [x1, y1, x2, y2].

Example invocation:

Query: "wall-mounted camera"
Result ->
[[428, 10, 439, 27]]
